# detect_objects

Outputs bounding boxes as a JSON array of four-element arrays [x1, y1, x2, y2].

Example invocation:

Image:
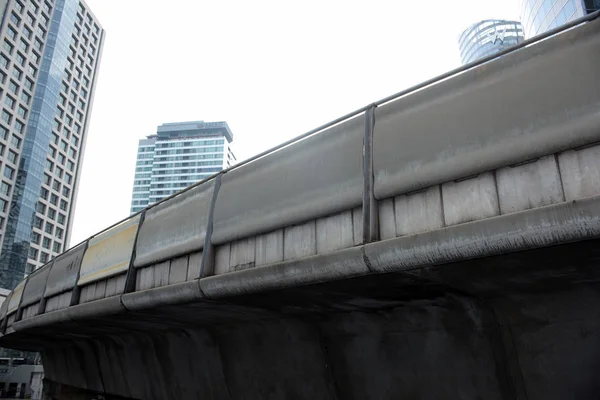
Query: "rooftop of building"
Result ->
[[152, 120, 234, 143]]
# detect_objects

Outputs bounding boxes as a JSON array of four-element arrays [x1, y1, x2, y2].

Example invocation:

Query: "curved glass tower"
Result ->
[[458, 20, 524, 65], [519, 0, 600, 38]]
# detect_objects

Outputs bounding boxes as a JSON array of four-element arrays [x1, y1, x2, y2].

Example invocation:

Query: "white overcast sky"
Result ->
[[70, 0, 520, 246]]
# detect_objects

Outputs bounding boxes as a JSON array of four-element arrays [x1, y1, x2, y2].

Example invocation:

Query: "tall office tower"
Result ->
[[0, 0, 104, 290], [458, 19, 525, 65], [130, 121, 236, 214], [519, 0, 600, 38]]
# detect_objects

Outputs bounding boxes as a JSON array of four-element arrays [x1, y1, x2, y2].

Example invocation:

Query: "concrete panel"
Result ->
[[45, 242, 86, 298], [169, 256, 189, 285], [79, 284, 95, 304], [255, 230, 284, 267], [7, 279, 26, 314], [94, 279, 107, 301], [352, 207, 363, 246], [115, 274, 126, 295], [21, 304, 39, 319], [214, 244, 230, 276], [134, 181, 214, 268], [373, 21, 600, 200], [57, 291, 72, 309], [20, 263, 51, 308], [154, 261, 170, 288], [230, 237, 256, 271], [187, 251, 203, 280], [44, 295, 59, 313], [213, 115, 364, 244], [284, 221, 316, 261], [442, 172, 499, 226], [78, 215, 140, 286], [104, 275, 118, 297], [394, 186, 443, 236], [137, 266, 154, 291], [497, 155, 564, 214], [559, 145, 600, 201], [316, 211, 354, 254], [378, 198, 396, 240]]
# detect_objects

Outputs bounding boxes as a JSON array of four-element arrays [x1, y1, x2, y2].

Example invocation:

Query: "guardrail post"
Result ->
[[69, 241, 89, 306], [199, 173, 222, 278], [362, 105, 379, 244], [124, 210, 146, 293]]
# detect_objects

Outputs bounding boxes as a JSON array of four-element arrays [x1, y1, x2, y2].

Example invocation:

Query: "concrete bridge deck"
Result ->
[[1, 12, 600, 400]]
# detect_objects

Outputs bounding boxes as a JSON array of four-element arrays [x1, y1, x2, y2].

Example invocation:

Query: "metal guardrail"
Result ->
[[1, 10, 599, 333]]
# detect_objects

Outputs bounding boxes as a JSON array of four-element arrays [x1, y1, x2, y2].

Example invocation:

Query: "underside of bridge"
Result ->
[[3, 237, 600, 400]]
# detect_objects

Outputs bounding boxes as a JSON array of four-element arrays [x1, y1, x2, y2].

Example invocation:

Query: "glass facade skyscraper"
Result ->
[[519, 0, 600, 38], [131, 121, 236, 215], [458, 20, 525, 65], [0, 0, 104, 290]]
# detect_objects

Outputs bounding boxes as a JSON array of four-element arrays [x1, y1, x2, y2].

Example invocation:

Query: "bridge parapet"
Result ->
[[2, 14, 600, 340]]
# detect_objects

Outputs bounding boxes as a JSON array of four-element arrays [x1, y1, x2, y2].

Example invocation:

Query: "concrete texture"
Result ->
[[373, 19, 600, 200], [4, 18, 600, 400]]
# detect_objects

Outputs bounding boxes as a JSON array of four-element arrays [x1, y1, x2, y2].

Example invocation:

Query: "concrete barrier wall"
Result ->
[[373, 20, 600, 200], [134, 181, 215, 268], [4, 18, 600, 332], [212, 115, 364, 245]]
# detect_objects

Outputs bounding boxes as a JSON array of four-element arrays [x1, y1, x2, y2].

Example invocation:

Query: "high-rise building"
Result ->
[[131, 121, 236, 214], [0, 0, 104, 290], [519, 0, 600, 38], [458, 19, 525, 65]]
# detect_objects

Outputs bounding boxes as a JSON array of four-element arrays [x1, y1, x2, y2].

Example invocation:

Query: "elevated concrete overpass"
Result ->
[[2, 13, 600, 400]]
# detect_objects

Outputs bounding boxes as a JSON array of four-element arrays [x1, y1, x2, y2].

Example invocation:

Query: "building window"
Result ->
[[28, 247, 38, 259], [14, 119, 24, 134], [17, 106, 26, 118], [12, 67, 22, 80], [23, 26, 32, 40], [55, 227, 63, 239], [7, 150, 17, 164], [9, 13, 20, 27], [0, 181, 10, 196], [40, 252, 48, 263], [52, 242, 61, 253], [14, 2, 23, 13], [1, 111, 12, 124], [5, 96, 15, 109], [7, 26, 17, 40], [28, 64, 36, 77], [44, 222, 53, 234], [67, 160, 74, 171], [8, 80, 18, 94], [43, 173, 51, 185], [19, 39, 28, 52], [62, 186, 70, 197], [10, 135, 21, 149], [47, 208, 55, 220], [3, 166, 14, 180], [57, 213, 65, 225], [34, 216, 43, 229], [42, 237, 51, 249], [59, 199, 67, 211], [0, 198, 6, 212], [50, 193, 58, 205], [52, 180, 60, 191], [24, 78, 34, 91], [70, 136, 79, 146], [31, 232, 40, 245], [55, 167, 63, 178], [36, 202, 45, 214], [40, 188, 48, 200], [65, 173, 72, 184], [0, 54, 9, 68], [0, 126, 7, 140]]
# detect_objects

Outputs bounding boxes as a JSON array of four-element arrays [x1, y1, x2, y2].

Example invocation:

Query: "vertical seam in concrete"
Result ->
[[200, 174, 222, 278], [123, 210, 145, 295], [554, 153, 567, 202], [314, 322, 342, 400], [493, 170, 502, 216], [438, 185, 447, 228], [70, 240, 89, 306]]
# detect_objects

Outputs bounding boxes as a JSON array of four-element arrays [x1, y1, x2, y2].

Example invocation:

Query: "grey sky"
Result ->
[[70, 0, 520, 246]]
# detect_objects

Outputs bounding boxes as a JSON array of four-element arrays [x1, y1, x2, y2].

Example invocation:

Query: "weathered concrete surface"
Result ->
[[5, 238, 600, 400]]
